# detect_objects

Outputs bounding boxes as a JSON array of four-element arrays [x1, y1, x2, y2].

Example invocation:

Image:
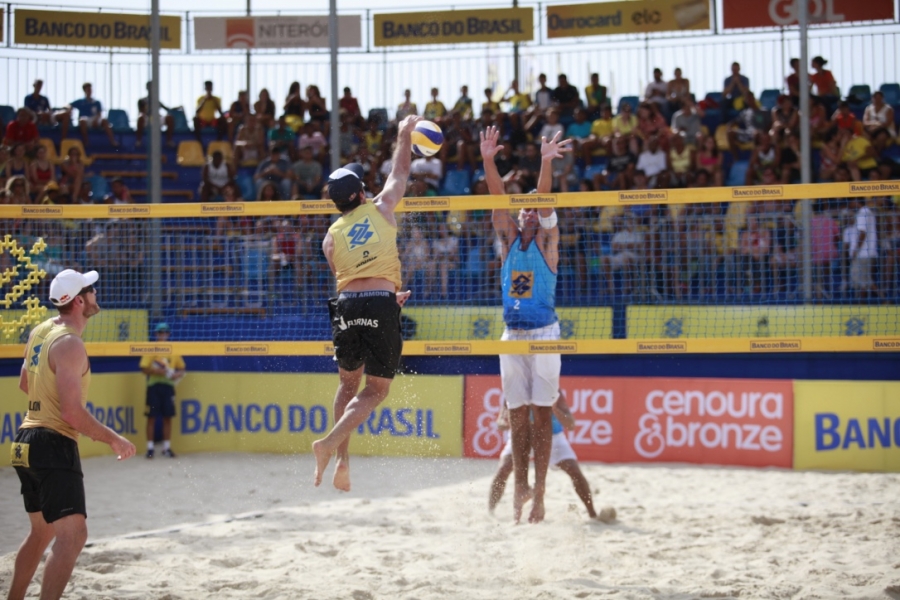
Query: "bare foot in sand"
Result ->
[[333, 457, 351, 492], [312, 440, 331, 487], [513, 485, 532, 524], [528, 495, 545, 524]]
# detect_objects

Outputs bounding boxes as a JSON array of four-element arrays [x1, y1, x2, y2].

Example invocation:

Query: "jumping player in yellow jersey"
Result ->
[[312, 114, 419, 491], [8, 269, 136, 600]]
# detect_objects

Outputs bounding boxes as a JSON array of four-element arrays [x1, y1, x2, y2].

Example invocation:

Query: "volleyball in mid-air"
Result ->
[[410, 120, 444, 157]]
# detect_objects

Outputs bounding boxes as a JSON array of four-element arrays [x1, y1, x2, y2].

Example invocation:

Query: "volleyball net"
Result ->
[[1, 181, 899, 358]]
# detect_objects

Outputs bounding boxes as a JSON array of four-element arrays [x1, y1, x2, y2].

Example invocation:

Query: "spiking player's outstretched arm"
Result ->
[[481, 126, 517, 258], [536, 132, 570, 273]]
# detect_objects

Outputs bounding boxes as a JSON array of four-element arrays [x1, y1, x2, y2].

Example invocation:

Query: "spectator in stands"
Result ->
[[37, 180, 62, 205], [581, 104, 614, 166], [809, 97, 832, 142], [740, 215, 771, 294], [283, 82, 305, 122], [396, 89, 418, 121], [882, 211, 900, 299], [603, 213, 644, 294], [3, 108, 39, 154], [5, 175, 30, 204], [27, 144, 56, 200], [58, 145, 84, 203], [722, 62, 750, 112], [234, 114, 266, 166], [268, 116, 298, 161], [194, 80, 225, 142], [811, 200, 840, 299], [501, 79, 532, 115], [636, 135, 668, 188], [105, 177, 134, 204], [424, 87, 447, 122], [770, 94, 799, 142], [24, 79, 66, 137], [599, 135, 633, 190], [635, 102, 670, 154], [362, 117, 385, 160], [268, 218, 302, 291], [667, 132, 694, 188], [136, 81, 177, 149], [695, 134, 723, 187], [6, 143, 29, 181], [670, 95, 703, 145], [850, 196, 878, 300], [257, 180, 280, 202], [254, 144, 293, 200], [644, 68, 669, 119], [779, 130, 803, 184], [200, 150, 235, 203], [410, 152, 443, 192], [831, 100, 860, 136], [297, 120, 328, 164], [786, 58, 801, 103], [337, 110, 359, 159], [863, 91, 896, 138], [551, 74, 580, 121], [726, 90, 761, 156], [565, 107, 592, 157], [745, 131, 780, 185], [401, 226, 431, 292], [339, 87, 361, 119], [613, 100, 638, 144], [667, 67, 691, 114], [75, 180, 94, 204], [539, 109, 565, 144], [291, 146, 324, 199], [503, 111, 529, 149], [432, 223, 458, 300], [818, 132, 846, 182], [251, 88, 275, 132], [0, 146, 10, 190], [534, 73, 553, 115], [810, 56, 839, 114], [228, 90, 251, 142], [482, 88, 500, 116], [451, 85, 474, 120], [584, 73, 607, 119], [305, 85, 329, 136], [839, 128, 878, 181]]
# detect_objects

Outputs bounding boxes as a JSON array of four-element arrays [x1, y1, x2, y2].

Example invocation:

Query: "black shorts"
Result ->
[[328, 290, 402, 379], [146, 383, 176, 418], [12, 427, 86, 523]]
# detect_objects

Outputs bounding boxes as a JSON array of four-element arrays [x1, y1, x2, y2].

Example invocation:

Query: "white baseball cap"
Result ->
[[49, 269, 99, 307]]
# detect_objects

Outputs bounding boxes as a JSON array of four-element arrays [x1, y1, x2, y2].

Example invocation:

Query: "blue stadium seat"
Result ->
[[168, 109, 192, 134], [759, 89, 780, 111], [879, 83, 900, 106], [847, 84, 871, 105], [704, 92, 724, 108], [86, 175, 110, 199], [439, 169, 470, 196], [583, 163, 607, 183], [0, 105, 16, 127], [471, 168, 485, 183], [235, 172, 256, 201], [618, 96, 639, 113], [726, 160, 749, 187], [107, 109, 133, 133]]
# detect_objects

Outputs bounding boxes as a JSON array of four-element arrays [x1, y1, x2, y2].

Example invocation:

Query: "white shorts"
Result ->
[[80, 115, 104, 128], [499, 322, 561, 410], [500, 431, 577, 466]]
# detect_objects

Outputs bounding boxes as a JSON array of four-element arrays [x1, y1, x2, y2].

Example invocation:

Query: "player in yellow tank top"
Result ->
[[9, 269, 135, 600], [312, 115, 419, 493]]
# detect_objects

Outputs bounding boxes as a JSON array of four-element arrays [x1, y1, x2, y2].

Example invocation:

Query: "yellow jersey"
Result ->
[[20, 319, 91, 441], [329, 203, 402, 292], [196, 95, 221, 121], [139, 354, 186, 387]]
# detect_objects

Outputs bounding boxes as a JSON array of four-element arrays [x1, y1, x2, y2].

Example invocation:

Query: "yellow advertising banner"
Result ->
[[374, 8, 533, 47], [794, 381, 900, 472], [627, 305, 900, 341], [15, 9, 181, 49], [1, 372, 464, 467], [403, 306, 612, 341], [547, 0, 710, 39]]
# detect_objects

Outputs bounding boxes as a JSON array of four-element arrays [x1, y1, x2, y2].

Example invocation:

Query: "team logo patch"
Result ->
[[509, 271, 533, 298], [10, 442, 30, 468], [343, 217, 380, 251]]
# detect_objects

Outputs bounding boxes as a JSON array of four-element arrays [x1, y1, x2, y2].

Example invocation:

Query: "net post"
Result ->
[[329, 0, 341, 176], [798, 0, 813, 303], [149, 0, 163, 324]]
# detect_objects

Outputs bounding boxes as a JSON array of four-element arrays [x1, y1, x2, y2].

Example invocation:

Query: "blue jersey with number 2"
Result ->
[[501, 234, 557, 330]]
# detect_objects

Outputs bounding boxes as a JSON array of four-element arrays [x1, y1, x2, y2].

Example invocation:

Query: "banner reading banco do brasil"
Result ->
[[15, 9, 181, 49], [547, 0, 710, 39], [373, 8, 533, 47]]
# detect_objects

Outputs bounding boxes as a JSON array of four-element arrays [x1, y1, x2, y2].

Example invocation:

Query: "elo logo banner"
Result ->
[[463, 376, 794, 468]]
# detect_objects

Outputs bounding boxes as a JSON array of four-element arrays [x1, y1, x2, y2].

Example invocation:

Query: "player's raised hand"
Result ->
[[540, 130, 573, 161], [398, 115, 423, 136], [479, 126, 505, 161]]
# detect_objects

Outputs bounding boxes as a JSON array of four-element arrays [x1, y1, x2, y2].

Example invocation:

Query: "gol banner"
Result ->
[[15, 9, 181, 49], [723, 0, 895, 29], [464, 375, 794, 468], [547, 0, 710, 39], [374, 8, 533, 47]]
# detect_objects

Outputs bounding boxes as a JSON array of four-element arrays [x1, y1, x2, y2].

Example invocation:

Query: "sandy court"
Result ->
[[1, 453, 899, 600]]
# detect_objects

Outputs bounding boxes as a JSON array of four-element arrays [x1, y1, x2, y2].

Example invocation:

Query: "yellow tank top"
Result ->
[[670, 146, 692, 174], [20, 319, 91, 441], [328, 202, 402, 292]]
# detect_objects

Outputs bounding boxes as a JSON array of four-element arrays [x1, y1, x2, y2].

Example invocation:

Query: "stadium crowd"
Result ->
[[1, 59, 899, 304]]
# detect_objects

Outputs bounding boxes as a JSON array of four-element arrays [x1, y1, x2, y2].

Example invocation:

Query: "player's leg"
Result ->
[[557, 459, 597, 519], [40, 514, 87, 600], [501, 350, 533, 523], [332, 366, 364, 491], [488, 439, 514, 513], [7, 511, 54, 600], [529, 346, 561, 524]]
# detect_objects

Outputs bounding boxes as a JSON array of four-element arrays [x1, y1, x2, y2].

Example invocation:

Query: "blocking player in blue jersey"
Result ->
[[480, 125, 571, 523]]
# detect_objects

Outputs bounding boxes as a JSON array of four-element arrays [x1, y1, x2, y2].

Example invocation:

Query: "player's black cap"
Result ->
[[327, 163, 365, 207]]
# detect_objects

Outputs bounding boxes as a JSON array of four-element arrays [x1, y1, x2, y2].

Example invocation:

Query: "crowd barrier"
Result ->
[[2, 371, 897, 471]]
